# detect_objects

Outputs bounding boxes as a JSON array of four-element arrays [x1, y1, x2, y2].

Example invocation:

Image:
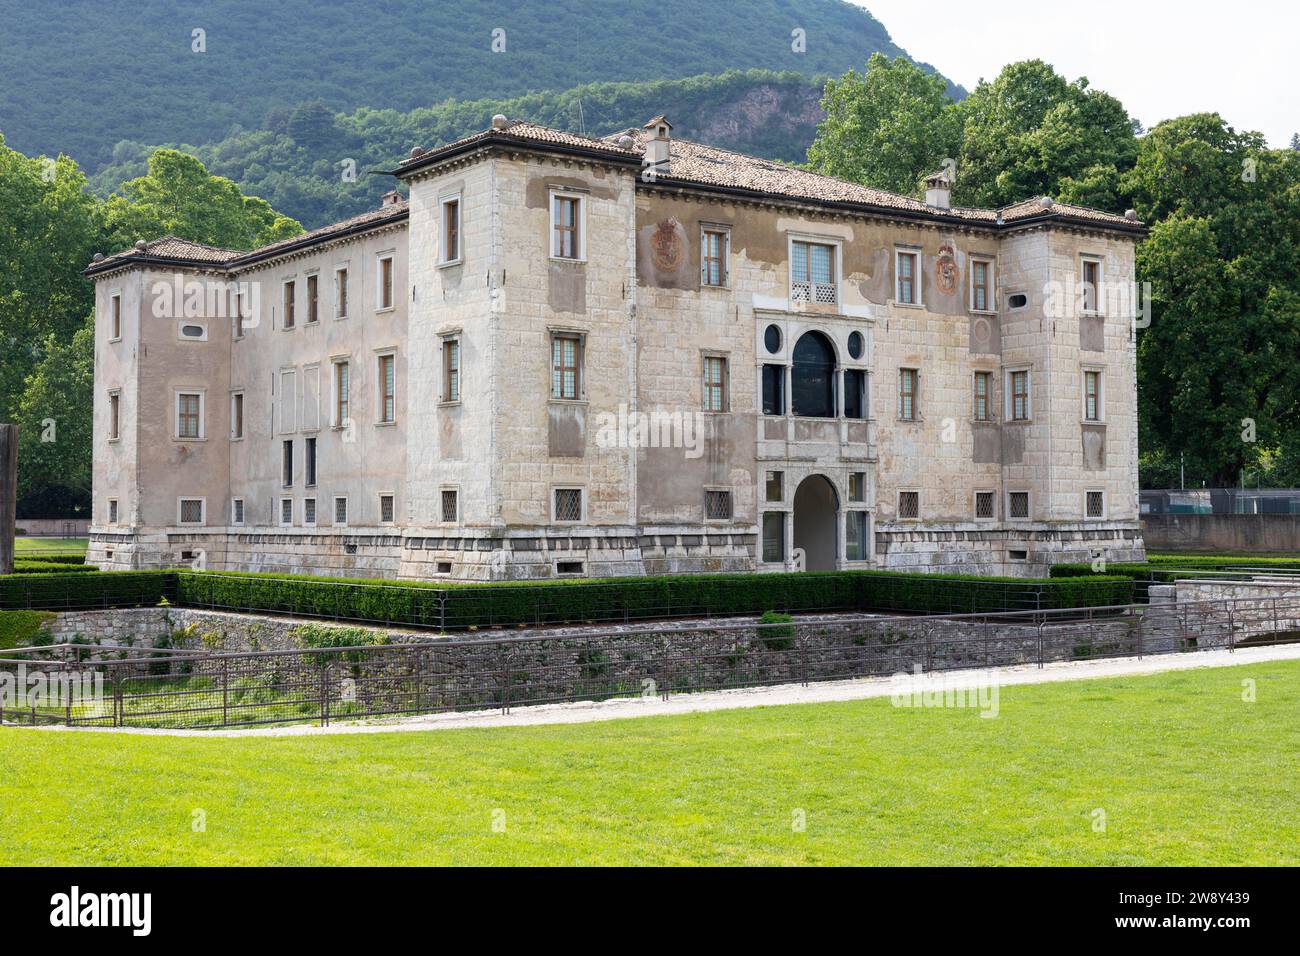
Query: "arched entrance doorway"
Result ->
[[793, 474, 838, 571]]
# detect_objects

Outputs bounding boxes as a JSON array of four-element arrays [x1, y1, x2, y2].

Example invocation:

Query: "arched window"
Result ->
[[792, 331, 837, 417]]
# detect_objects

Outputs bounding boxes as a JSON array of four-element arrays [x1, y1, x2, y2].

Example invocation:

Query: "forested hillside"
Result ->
[[0, 0, 959, 170]]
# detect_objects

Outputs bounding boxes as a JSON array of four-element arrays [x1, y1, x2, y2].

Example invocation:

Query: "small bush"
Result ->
[[758, 610, 795, 650], [0, 610, 56, 650]]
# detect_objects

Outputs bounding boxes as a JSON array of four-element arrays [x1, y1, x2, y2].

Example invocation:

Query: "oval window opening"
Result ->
[[764, 324, 782, 354], [847, 331, 864, 359], [1008, 293, 1028, 309], [181, 324, 205, 338]]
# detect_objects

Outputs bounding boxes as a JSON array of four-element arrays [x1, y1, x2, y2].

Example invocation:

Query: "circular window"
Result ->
[[847, 331, 864, 359], [763, 324, 782, 354]]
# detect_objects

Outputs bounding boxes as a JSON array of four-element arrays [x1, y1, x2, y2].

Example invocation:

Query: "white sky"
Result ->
[[852, 0, 1299, 147]]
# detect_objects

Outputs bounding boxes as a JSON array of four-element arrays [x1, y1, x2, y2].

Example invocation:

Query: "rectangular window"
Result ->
[[762, 512, 785, 563], [1086, 490, 1105, 519], [378, 255, 394, 310], [282, 280, 295, 329], [108, 498, 119, 524], [551, 334, 581, 400], [442, 198, 460, 263], [305, 436, 317, 487], [846, 511, 869, 561], [441, 488, 459, 523], [333, 360, 350, 426], [1008, 491, 1030, 519], [790, 240, 837, 304], [279, 497, 293, 526], [975, 491, 995, 520], [279, 368, 297, 434], [335, 267, 349, 319], [304, 274, 318, 324], [1082, 259, 1100, 313], [304, 497, 317, 526], [843, 369, 866, 419], [281, 440, 293, 487], [705, 489, 733, 520], [1009, 370, 1031, 422], [232, 287, 245, 338], [898, 490, 919, 519], [443, 338, 460, 403], [110, 293, 122, 340], [1084, 369, 1102, 421], [552, 194, 582, 259], [896, 251, 919, 304], [177, 392, 202, 439], [849, 473, 866, 503], [179, 498, 204, 525], [703, 355, 728, 412], [554, 488, 583, 523], [762, 364, 785, 416], [702, 229, 728, 286], [333, 496, 348, 526], [971, 259, 992, 312], [377, 353, 395, 423], [109, 391, 121, 440], [230, 392, 244, 439], [765, 471, 783, 503], [232, 498, 244, 526], [898, 369, 919, 421], [973, 371, 992, 422], [380, 494, 395, 524]]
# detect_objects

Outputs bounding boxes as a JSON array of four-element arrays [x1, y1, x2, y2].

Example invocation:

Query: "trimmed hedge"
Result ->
[[12, 559, 99, 574], [0, 610, 56, 650], [176, 568, 1134, 630], [1146, 554, 1300, 570], [0, 571, 174, 611]]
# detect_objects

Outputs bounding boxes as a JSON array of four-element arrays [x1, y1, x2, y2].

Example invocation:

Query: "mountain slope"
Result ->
[[0, 0, 960, 168], [90, 71, 831, 229]]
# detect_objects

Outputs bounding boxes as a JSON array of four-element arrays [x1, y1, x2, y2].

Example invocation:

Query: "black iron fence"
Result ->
[[3, 595, 1295, 731]]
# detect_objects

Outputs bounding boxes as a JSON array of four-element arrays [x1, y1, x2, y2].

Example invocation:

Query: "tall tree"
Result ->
[[102, 149, 303, 252], [806, 53, 961, 195]]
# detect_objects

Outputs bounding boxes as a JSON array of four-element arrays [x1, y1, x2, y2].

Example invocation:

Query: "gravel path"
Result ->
[[23, 642, 1300, 738]]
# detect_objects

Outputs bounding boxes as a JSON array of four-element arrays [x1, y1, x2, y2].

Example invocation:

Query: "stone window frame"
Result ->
[[1082, 365, 1106, 423], [440, 332, 462, 405], [177, 496, 206, 527], [440, 485, 460, 525], [969, 254, 996, 314], [549, 328, 587, 403], [894, 246, 923, 308], [333, 495, 349, 527], [973, 489, 997, 522], [375, 348, 397, 425], [176, 318, 209, 343], [700, 222, 730, 288], [897, 367, 921, 422], [703, 486, 733, 523], [765, 470, 784, 504], [333, 262, 351, 320], [278, 367, 298, 435], [845, 509, 872, 562], [551, 486, 586, 524], [972, 369, 995, 423], [788, 233, 841, 307], [107, 497, 119, 526], [304, 270, 321, 325], [229, 389, 244, 441], [330, 356, 351, 429], [230, 497, 245, 527], [174, 388, 206, 441], [897, 489, 920, 521], [848, 472, 867, 503], [378, 492, 396, 526], [278, 496, 294, 528], [108, 289, 123, 342], [1007, 489, 1032, 522], [303, 497, 318, 527], [549, 188, 587, 262], [1080, 254, 1104, 316], [439, 192, 463, 267], [108, 389, 121, 442], [281, 438, 294, 489], [280, 275, 297, 330], [1005, 366, 1033, 423], [231, 284, 247, 339], [375, 250, 397, 313], [701, 351, 730, 413], [1084, 489, 1106, 521], [760, 511, 787, 565]]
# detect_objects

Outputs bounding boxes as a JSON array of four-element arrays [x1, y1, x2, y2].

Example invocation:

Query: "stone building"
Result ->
[[84, 115, 1146, 580]]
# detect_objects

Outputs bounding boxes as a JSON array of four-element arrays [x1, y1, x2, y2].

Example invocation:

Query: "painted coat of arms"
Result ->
[[935, 241, 958, 295], [650, 218, 684, 273]]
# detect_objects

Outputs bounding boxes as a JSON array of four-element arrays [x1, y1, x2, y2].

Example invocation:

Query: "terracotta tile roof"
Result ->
[[399, 120, 633, 171], [85, 199, 409, 275]]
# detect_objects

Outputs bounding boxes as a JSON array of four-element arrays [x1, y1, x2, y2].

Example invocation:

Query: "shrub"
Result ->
[[292, 623, 390, 667], [0, 571, 173, 611], [0, 610, 56, 650], [758, 610, 795, 650], [12, 560, 99, 574]]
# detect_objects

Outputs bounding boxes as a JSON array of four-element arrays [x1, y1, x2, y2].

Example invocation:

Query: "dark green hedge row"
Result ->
[[0, 571, 173, 611], [14, 553, 89, 565], [176, 569, 1134, 630], [1146, 554, 1300, 570], [12, 560, 99, 574]]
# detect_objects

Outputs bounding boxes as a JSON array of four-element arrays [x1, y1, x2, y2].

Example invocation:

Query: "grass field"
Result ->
[[2, 660, 1297, 865], [14, 537, 88, 557]]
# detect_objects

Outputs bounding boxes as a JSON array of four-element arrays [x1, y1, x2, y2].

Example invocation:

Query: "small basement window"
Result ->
[[436, 561, 453, 574], [556, 560, 585, 575], [1008, 549, 1029, 561]]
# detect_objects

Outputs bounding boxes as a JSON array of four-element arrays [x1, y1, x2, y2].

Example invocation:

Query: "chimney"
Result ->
[[643, 115, 672, 176], [924, 170, 952, 210], [381, 190, 402, 207]]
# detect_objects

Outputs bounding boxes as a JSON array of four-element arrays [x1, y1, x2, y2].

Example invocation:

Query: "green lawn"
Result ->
[[14, 537, 88, 556], [2, 660, 1297, 865]]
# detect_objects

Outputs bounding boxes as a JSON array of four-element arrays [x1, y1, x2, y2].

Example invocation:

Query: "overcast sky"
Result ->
[[853, 0, 1298, 147]]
